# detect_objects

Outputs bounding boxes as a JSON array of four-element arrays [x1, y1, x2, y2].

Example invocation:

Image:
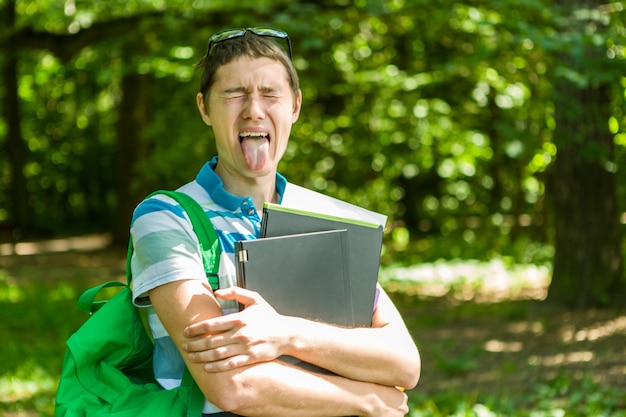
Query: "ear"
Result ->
[[196, 92, 211, 126], [292, 89, 303, 124]]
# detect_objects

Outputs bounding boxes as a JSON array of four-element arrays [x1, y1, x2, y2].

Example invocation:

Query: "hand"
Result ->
[[182, 287, 291, 372], [363, 385, 409, 417]]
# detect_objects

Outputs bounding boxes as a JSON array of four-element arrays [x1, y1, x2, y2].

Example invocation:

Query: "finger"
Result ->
[[183, 332, 233, 352], [214, 287, 264, 307], [201, 355, 250, 372], [183, 337, 213, 353], [186, 344, 238, 363], [184, 316, 239, 337]]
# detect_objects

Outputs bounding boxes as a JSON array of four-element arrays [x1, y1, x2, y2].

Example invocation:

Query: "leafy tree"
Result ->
[[1, 0, 625, 306], [1, 0, 30, 238], [545, 0, 625, 307]]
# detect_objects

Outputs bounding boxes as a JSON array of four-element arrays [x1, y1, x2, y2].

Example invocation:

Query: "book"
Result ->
[[261, 203, 384, 327], [234, 229, 354, 326], [281, 183, 388, 227]]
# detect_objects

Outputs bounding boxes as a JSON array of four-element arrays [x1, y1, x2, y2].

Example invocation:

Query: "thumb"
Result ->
[[214, 286, 264, 307]]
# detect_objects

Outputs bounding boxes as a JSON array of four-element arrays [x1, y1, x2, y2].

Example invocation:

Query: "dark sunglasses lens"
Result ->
[[211, 29, 244, 43], [250, 28, 287, 39], [207, 27, 292, 59], [249, 28, 292, 59]]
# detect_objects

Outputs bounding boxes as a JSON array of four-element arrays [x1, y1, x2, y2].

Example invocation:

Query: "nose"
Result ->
[[243, 94, 265, 120]]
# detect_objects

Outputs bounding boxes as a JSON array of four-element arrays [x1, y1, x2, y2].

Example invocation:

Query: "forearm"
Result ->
[[203, 359, 397, 417], [283, 317, 419, 388], [282, 288, 420, 389]]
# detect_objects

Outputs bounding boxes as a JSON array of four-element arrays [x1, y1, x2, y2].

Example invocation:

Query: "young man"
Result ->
[[130, 28, 420, 417]]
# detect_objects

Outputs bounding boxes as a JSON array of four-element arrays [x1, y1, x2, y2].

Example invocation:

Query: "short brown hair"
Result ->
[[196, 32, 299, 101]]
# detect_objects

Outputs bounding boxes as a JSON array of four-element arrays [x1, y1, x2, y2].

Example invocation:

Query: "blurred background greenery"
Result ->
[[1, 1, 625, 313], [1, 1, 626, 415]]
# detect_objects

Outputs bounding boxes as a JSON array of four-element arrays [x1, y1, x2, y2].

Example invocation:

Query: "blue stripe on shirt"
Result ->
[[132, 197, 185, 227]]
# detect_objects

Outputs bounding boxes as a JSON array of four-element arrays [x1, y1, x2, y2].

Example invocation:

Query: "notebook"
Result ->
[[234, 229, 354, 326], [261, 203, 384, 327], [281, 183, 387, 226]]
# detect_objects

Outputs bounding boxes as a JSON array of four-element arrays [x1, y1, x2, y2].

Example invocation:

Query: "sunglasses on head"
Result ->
[[207, 27, 293, 60]]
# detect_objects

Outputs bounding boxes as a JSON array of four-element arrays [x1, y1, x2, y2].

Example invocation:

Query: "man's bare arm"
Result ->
[[183, 286, 420, 389], [149, 279, 409, 417]]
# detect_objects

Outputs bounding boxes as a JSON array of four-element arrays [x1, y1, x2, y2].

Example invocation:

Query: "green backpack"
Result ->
[[55, 190, 221, 417]]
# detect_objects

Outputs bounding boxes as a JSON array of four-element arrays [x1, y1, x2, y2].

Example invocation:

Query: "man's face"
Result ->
[[197, 56, 301, 183]]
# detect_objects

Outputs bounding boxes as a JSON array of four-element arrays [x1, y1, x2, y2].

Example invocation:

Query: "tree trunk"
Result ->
[[1, 0, 33, 240], [111, 71, 152, 246], [547, 1, 624, 308]]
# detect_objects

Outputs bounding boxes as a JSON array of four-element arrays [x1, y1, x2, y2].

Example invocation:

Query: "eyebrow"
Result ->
[[220, 85, 282, 96]]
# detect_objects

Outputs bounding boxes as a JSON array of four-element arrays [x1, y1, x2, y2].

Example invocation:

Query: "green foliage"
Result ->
[[1, 0, 626, 264]]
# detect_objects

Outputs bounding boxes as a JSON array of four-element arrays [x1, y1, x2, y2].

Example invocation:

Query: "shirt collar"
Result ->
[[196, 156, 287, 211]]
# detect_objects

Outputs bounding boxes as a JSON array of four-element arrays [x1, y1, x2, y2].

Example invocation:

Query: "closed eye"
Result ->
[[259, 86, 283, 98], [225, 94, 246, 101], [221, 87, 248, 99]]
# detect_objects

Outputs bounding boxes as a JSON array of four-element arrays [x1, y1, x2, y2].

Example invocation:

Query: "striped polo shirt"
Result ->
[[130, 156, 287, 415]]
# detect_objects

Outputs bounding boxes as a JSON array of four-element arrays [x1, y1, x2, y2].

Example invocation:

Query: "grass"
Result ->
[[1, 243, 625, 416], [0, 268, 89, 416], [407, 374, 626, 416]]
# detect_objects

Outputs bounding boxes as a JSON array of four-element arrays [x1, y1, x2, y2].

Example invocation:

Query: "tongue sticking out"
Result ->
[[241, 138, 270, 171]]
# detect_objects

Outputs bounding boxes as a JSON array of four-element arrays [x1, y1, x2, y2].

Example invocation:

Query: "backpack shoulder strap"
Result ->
[[141, 190, 222, 416], [127, 190, 222, 291]]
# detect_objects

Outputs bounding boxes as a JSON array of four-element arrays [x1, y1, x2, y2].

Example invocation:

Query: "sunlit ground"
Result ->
[[380, 258, 551, 301], [0, 234, 113, 256], [1, 235, 625, 416], [380, 259, 626, 415]]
